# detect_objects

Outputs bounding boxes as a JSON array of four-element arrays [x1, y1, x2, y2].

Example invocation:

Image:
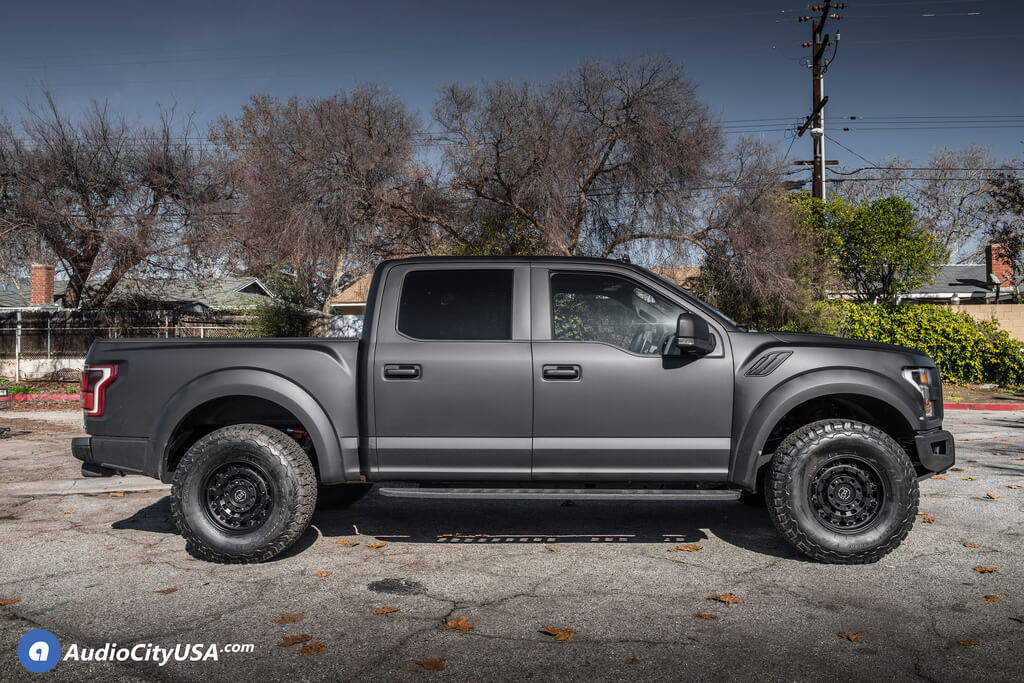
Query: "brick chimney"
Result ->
[[986, 244, 1014, 290], [29, 263, 55, 306]]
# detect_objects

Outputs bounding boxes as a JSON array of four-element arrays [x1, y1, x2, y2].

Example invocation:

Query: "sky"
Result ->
[[1, 0, 1022, 189]]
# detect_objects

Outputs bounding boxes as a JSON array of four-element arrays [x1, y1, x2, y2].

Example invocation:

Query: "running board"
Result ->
[[377, 487, 741, 501]]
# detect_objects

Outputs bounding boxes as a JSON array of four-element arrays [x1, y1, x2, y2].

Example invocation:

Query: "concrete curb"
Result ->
[[2, 477, 170, 497], [944, 402, 1024, 411]]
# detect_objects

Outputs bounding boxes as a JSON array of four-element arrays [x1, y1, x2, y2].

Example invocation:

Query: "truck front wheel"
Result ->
[[170, 424, 317, 563], [766, 419, 918, 564]]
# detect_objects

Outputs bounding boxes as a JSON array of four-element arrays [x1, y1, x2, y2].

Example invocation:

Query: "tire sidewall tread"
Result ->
[[766, 419, 919, 564], [170, 424, 317, 564]]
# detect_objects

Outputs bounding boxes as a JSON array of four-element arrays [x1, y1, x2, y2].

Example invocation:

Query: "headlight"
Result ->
[[902, 367, 936, 418]]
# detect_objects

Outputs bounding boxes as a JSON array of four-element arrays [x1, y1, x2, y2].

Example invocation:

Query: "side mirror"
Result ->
[[673, 313, 715, 356]]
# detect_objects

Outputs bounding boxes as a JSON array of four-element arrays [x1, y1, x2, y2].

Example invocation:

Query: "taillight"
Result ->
[[81, 365, 117, 417]]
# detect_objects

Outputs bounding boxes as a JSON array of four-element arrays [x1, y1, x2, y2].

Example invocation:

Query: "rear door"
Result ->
[[530, 265, 734, 480], [370, 262, 532, 479]]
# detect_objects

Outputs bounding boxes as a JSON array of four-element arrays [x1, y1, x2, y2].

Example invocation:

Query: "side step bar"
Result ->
[[377, 487, 741, 501]]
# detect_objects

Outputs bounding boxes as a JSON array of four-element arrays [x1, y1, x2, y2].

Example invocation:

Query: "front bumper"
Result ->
[[914, 428, 955, 473]]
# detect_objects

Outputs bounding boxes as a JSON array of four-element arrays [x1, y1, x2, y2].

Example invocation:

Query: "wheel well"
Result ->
[[756, 394, 919, 487], [164, 396, 317, 476]]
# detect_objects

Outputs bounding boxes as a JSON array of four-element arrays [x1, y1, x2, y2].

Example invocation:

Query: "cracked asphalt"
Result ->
[[1, 409, 1022, 681]]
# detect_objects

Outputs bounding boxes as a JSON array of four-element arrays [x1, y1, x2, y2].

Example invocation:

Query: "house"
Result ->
[[326, 266, 703, 316], [899, 245, 1019, 305], [0, 264, 274, 313]]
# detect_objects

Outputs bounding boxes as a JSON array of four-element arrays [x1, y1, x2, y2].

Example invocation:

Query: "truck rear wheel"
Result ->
[[766, 419, 918, 564], [170, 424, 317, 563]]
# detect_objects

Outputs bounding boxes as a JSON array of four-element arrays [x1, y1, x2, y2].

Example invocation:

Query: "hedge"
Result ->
[[812, 301, 1024, 386]]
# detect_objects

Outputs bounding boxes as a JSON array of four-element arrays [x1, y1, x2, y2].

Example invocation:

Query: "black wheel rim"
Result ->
[[808, 456, 886, 533], [203, 460, 274, 534]]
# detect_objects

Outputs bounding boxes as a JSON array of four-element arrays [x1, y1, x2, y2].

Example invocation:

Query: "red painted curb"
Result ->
[[944, 402, 1024, 411], [11, 393, 80, 402]]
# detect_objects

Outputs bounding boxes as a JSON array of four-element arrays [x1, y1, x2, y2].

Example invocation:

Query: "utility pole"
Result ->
[[797, 3, 843, 200]]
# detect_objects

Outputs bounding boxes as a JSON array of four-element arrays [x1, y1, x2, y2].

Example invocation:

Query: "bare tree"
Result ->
[[434, 56, 722, 259], [212, 87, 430, 310], [0, 93, 221, 307], [832, 145, 998, 263]]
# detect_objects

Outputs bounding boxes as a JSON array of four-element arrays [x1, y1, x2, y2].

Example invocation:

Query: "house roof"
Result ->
[[0, 274, 273, 310], [329, 274, 374, 305], [906, 264, 1022, 298]]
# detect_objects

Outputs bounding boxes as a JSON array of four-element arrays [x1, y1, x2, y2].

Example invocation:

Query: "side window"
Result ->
[[550, 271, 685, 355], [398, 269, 513, 340]]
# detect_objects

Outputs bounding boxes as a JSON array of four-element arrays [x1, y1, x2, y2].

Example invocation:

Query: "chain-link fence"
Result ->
[[0, 309, 255, 362]]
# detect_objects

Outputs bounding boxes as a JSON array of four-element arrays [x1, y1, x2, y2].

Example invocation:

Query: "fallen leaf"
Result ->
[[61, 510, 76, 514], [1012, 616, 1024, 624], [985, 595, 1001, 602], [540, 627, 575, 641], [1009, 485, 1022, 490], [417, 658, 446, 671], [109, 492, 125, 498], [967, 459, 978, 463], [839, 632, 864, 643], [922, 514, 935, 524], [625, 658, 641, 664], [916, 510, 925, 515], [548, 547, 562, 553], [951, 467, 965, 472], [275, 613, 305, 624], [375, 606, 400, 615], [445, 615, 474, 631], [300, 642, 325, 655], [959, 639, 981, 646], [668, 544, 703, 552], [155, 587, 178, 595], [930, 476, 946, 480], [367, 542, 387, 549], [708, 593, 741, 605], [314, 571, 332, 578], [0, 597, 20, 606], [1015, 458, 1024, 461], [963, 542, 980, 548], [336, 540, 359, 546], [279, 634, 312, 647], [963, 477, 976, 481], [693, 613, 719, 620], [975, 566, 998, 573], [986, 493, 1000, 499]]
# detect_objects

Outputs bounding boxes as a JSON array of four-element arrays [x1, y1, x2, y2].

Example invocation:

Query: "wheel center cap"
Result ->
[[836, 485, 853, 502], [232, 487, 249, 504]]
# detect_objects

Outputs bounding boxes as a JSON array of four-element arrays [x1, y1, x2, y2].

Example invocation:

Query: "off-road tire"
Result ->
[[317, 483, 372, 509], [171, 424, 317, 563], [766, 419, 918, 564]]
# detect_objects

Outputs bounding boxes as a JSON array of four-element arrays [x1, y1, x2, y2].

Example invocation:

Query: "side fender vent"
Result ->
[[746, 351, 792, 377]]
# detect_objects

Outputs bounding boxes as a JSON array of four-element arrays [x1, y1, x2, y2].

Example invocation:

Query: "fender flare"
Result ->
[[150, 368, 357, 484], [730, 368, 922, 490]]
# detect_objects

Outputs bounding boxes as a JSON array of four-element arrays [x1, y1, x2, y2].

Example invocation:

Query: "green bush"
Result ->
[[815, 301, 1024, 385], [248, 299, 313, 338]]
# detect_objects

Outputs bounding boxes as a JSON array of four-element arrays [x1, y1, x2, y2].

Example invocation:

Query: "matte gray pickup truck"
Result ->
[[73, 257, 954, 564]]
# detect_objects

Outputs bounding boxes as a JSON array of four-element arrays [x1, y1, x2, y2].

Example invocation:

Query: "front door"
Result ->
[[371, 263, 532, 479], [531, 267, 733, 480]]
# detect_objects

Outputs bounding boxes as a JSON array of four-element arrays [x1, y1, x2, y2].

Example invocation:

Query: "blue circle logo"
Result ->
[[17, 629, 61, 673]]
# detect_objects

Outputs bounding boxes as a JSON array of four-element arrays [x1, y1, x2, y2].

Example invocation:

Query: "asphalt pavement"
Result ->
[[0, 410, 1022, 682]]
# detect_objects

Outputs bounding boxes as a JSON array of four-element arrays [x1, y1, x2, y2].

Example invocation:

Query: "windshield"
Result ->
[[645, 269, 743, 330]]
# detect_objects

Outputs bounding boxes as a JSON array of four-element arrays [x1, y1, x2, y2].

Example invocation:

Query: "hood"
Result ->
[[765, 331, 931, 360]]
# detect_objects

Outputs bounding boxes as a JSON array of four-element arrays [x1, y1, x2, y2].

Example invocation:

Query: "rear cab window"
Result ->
[[398, 269, 514, 340]]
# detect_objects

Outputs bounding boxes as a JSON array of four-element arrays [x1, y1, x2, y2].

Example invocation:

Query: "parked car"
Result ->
[[73, 257, 954, 564]]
